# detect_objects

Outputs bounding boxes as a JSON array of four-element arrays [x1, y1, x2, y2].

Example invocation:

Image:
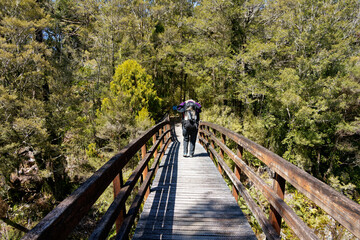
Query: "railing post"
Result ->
[[233, 145, 243, 201], [216, 131, 224, 175], [141, 144, 150, 200], [210, 128, 222, 174], [167, 123, 171, 141], [269, 172, 286, 235], [204, 126, 209, 145], [219, 133, 225, 159], [164, 124, 168, 151], [159, 128, 163, 150], [113, 171, 125, 233], [199, 124, 205, 148], [153, 134, 158, 158], [199, 124, 203, 141], [205, 126, 213, 160], [207, 127, 212, 147]]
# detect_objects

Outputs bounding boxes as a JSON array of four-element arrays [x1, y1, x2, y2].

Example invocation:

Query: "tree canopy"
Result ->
[[0, 0, 359, 239]]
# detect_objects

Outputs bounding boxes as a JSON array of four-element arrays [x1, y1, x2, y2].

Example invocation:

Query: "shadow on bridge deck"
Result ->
[[133, 124, 256, 240]]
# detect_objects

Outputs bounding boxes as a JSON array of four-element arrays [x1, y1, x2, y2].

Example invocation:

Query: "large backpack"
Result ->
[[183, 101, 198, 130]]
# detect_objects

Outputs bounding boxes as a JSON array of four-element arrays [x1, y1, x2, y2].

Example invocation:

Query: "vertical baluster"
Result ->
[[233, 145, 243, 201], [206, 126, 213, 160], [113, 171, 124, 233], [164, 125, 168, 151], [269, 173, 286, 234], [204, 126, 209, 143], [162, 126, 167, 158], [167, 123, 171, 141], [199, 125, 204, 148], [141, 144, 150, 200], [210, 128, 222, 174], [207, 126, 212, 147], [153, 134, 158, 158], [219, 133, 225, 159], [200, 124, 205, 148], [159, 127, 163, 150]]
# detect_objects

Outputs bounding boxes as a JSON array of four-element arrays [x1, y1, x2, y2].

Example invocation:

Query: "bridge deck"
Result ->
[[133, 124, 256, 240]]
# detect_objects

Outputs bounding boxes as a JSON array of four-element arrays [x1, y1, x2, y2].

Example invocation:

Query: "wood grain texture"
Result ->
[[133, 124, 256, 240], [199, 121, 360, 239], [21, 120, 170, 240]]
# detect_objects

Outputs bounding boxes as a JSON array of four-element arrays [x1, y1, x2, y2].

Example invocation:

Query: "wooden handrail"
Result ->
[[199, 137, 281, 240], [199, 121, 360, 240], [21, 118, 360, 239], [115, 136, 171, 240], [22, 118, 172, 240], [89, 128, 172, 239]]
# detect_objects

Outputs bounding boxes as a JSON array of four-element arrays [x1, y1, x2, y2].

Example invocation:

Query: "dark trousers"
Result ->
[[183, 125, 198, 156]]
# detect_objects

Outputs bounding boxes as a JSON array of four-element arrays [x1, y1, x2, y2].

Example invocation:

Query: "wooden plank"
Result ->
[[133, 124, 256, 240], [133, 217, 249, 224], [133, 233, 255, 240], [200, 121, 360, 239], [115, 138, 173, 240], [200, 133, 315, 240], [135, 217, 249, 225], [22, 120, 170, 240], [139, 209, 246, 217], [142, 203, 245, 211], [134, 225, 254, 234], [89, 134, 171, 240], [137, 214, 248, 222]]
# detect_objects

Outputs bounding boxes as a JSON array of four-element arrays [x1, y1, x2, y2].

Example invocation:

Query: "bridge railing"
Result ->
[[22, 117, 173, 240], [199, 121, 360, 240]]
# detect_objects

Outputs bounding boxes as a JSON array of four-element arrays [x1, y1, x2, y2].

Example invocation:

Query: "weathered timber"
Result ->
[[114, 137, 172, 240], [133, 124, 257, 240], [89, 130, 171, 240], [269, 173, 286, 234], [199, 136, 281, 240], [22, 120, 170, 240], [22, 117, 360, 240], [201, 130, 319, 239], [199, 121, 360, 239]]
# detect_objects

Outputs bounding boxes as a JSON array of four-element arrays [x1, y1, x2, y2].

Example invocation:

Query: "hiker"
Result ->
[[176, 99, 202, 157]]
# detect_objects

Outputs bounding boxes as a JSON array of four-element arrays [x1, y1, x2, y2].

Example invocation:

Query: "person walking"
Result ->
[[176, 99, 202, 157]]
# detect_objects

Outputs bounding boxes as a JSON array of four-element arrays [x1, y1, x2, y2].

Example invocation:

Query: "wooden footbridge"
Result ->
[[132, 124, 256, 239], [22, 117, 360, 240]]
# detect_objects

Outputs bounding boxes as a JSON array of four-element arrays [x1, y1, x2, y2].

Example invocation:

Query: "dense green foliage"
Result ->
[[0, 0, 359, 239]]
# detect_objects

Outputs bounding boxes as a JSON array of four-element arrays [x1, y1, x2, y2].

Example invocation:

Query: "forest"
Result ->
[[0, 0, 359, 239]]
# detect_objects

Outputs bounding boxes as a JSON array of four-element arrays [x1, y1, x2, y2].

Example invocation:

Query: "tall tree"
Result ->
[[96, 60, 161, 151], [238, 0, 360, 181]]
